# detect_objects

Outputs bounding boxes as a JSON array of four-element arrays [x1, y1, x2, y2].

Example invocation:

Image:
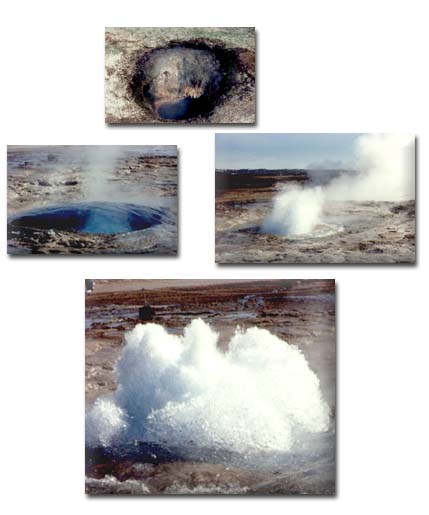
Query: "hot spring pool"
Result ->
[[9, 201, 171, 235]]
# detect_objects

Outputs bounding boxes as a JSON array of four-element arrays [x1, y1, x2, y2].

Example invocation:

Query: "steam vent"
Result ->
[[137, 48, 222, 120]]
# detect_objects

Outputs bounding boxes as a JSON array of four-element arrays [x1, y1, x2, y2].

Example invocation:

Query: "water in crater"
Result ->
[[9, 201, 170, 235], [157, 97, 208, 121]]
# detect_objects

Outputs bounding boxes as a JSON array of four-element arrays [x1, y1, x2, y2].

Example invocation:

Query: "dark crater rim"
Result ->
[[130, 39, 247, 121], [8, 201, 172, 235]]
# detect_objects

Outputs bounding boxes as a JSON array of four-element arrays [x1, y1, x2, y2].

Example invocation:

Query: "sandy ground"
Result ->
[[85, 279, 336, 495], [215, 173, 416, 264], [105, 27, 256, 124], [7, 146, 177, 255]]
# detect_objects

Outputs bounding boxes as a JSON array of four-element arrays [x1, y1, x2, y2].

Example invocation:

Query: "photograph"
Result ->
[[105, 27, 256, 124], [7, 145, 178, 255], [85, 279, 336, 495], [215, 133, 416, 264]]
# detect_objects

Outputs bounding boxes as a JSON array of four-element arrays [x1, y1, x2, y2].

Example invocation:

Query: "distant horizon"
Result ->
[[216, 133, 363, 170], [215, 166, 355, 171]]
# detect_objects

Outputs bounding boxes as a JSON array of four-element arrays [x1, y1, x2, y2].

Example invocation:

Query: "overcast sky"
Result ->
[[215, 133, 363, 169]]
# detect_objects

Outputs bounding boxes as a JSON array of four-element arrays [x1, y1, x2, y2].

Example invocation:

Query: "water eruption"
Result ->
[[215, 133, 415, 263], [261, 134, 415, 238], [85, 279, 336, 494], [262, 186, 325, 236], [86, 319, 330, 455]]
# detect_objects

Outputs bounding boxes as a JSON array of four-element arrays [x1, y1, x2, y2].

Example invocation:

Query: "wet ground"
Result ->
[[215, 173, 415, 264], [7, 146, 177, 255], [85, 279, 336, 495]]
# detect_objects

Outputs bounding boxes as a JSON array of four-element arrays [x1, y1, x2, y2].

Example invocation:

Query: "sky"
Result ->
[[215, 133, 363, 170]]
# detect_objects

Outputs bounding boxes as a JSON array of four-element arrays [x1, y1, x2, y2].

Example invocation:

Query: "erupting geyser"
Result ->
[[262, 134, 415, 238], [9, 202, 170, 235], [262, 186, 324, 236], [86, 319, 330, 455]]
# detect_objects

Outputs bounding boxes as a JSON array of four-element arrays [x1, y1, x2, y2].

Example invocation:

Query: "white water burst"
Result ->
[[86, 319, 329, 454]]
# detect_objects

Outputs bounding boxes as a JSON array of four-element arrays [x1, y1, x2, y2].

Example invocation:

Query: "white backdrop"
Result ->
[[1, 0, 428, 512]]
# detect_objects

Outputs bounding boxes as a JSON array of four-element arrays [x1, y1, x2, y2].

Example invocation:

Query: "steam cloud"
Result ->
[[83, 146, 123, 201], [86, 319, 330, 454], [263, 134, 415, 236]]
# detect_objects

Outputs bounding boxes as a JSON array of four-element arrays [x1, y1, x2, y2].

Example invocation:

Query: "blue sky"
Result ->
[[215, 133, 363, 169]]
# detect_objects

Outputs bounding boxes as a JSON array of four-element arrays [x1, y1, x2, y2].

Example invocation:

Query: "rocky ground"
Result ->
[[7, 146, 177, 254], [105, 27, 256, 124], [85, 279, 336, 495], [215, 172, 416, 264]]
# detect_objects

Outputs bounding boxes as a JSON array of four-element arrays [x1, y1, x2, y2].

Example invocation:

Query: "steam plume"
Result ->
[[83, 146, 123, 200], [263, 134, 415, 236]]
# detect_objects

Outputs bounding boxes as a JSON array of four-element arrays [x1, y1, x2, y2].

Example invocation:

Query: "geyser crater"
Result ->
[[236, 221, 343, 240], [9, 201, 170, 235], [131, 41, 239, 120]]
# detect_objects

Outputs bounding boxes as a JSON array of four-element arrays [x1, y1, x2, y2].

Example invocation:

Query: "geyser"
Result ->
[[86, 319, 330, 454], [262, 134, 415, 237], [132, 46, 223, 120], [9, 202, 169, 235], [262, 186, 324, 236]]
